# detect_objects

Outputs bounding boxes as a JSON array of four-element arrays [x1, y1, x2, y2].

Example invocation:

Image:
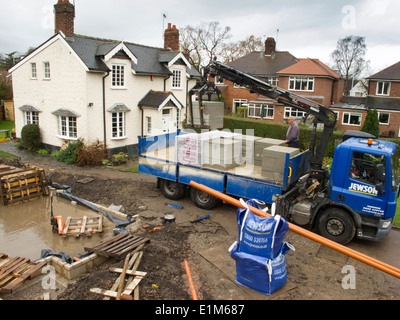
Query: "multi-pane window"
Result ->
[[58, 116, 77, 138], [112, 64, 125, 87], [289, 77, 314, 92], [376, 82, 390, 96], [284, 107, 306, 119], [248, 104, 274, 119], [44, 62, 50, 79], [267, 77, 279, 87], [172, 70, 182, 89], [233, 99, 247, 114], [25, 111, 39, 125], [343, 112, 362, 126], [112, 112, 126, 138], [31, 63, 37, 79], [146, 116, 152, 135]]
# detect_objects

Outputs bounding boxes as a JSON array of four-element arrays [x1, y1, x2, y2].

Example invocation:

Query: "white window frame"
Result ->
[[25, 111, 39, 125], [58, 116, 77, 139], [267, 77, 278, 87], [376, 81, 391, 96], [289, 77, 314, 92], [31, 63, 37, 79], [146, 116, 152, 135], [284, 107, 306, 119], [233, 99, 247, 114], [342, 112, 362, 126], [43, 62, 50, 80], [172, 69, 182, 89], [111, 64, 125, 88], [111, 112, 127, 139], [248, 103, 274, 119], [378, 112, 390, 125]]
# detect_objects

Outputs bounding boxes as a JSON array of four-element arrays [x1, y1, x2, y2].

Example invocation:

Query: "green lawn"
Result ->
[[0, 150, 16, 158], [0, 121, 15, 138]]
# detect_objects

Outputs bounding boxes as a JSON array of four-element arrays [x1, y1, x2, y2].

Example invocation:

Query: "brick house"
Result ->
[[216, 37, 344, 123], [8, 0, 200, 155], [331, 61, 400, 137]]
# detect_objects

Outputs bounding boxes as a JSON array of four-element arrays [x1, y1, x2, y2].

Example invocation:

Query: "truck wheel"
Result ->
[[190, 187, 219, 210], [159, 179, 185, 200], [316, 208, 356, 245]]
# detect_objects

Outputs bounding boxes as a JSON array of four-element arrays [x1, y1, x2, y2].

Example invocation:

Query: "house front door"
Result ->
[[162, 109, 171, 133]]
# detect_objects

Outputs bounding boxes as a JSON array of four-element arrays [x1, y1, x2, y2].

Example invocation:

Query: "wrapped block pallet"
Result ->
[[261, 145, 300, 182], [254, 138, 286, 166]]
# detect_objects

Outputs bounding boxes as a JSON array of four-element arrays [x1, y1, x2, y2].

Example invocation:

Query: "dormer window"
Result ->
[[112, 64, 125, 88], [172, 69, 182, 89]]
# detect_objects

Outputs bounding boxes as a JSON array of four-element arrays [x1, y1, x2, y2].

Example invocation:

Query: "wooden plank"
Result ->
[[90, 287, 134, 300], [108, 238, 150, 258], [80, 216, 88, 234], [62, 217, 72, 235], [109, 268, 147, 277], [84, 233, 126, 253], [0, 257, 30, 280]]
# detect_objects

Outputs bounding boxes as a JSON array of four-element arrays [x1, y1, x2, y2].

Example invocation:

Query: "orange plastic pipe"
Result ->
[[189, 181, 400, 279], [184, 259, 199, 300]]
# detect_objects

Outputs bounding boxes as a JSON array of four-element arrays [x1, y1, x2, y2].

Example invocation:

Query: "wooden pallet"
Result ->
[[84, 233, 150, 259], [62, 216, 104, 237], [0, 253, 46, 294], [0, 167, 49, 206]]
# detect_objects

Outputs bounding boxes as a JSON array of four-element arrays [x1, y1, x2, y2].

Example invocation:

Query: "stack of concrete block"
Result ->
[[204, 137, 241, 170], [175, 131, 241, 169], [261, 145, 300, 182], [254, 138, 286, 166], [234, 135, 263, 165]]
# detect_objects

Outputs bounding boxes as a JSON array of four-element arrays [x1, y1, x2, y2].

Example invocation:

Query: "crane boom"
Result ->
[[207, 60, 337, 183]]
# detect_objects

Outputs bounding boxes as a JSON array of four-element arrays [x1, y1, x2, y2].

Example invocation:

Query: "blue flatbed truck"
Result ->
[[138, 61, 400, 244]]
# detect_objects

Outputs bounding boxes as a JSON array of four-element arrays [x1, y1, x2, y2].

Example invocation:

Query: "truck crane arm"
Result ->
[[207, 60, 337, 182]]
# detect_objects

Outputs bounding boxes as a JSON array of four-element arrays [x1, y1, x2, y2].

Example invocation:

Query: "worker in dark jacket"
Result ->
[[285, 116, 299, 148]]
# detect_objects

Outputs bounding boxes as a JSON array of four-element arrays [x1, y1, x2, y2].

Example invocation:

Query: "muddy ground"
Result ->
[[0, 146, 400, 301]]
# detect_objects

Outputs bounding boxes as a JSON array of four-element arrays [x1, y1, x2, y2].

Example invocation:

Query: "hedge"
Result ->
[[224, 116, 341, 158]]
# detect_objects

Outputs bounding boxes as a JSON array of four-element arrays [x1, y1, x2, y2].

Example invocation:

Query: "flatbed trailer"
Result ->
[[138, 130, 309, 207]]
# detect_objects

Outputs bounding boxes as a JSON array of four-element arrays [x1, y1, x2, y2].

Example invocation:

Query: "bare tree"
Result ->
[[180, 21, 231, 71], [331, 35, 368, 95], [220, 35, 264, 63]]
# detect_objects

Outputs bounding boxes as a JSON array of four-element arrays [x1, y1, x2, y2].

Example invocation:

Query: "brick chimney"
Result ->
[[265, 37, 276, 56], [164, 23, 180, 52], [54, 0, 75, 38]]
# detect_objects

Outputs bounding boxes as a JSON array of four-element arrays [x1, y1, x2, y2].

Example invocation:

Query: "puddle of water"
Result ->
[[0, 194, 115, 260]]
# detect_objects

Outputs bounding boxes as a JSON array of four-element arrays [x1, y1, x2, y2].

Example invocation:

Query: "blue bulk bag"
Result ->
[[230, 241, 294, 296], [237, 199, 289, 259]]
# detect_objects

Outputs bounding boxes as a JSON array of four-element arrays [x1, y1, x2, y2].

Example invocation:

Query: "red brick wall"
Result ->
[[331, 108, 400, 137]]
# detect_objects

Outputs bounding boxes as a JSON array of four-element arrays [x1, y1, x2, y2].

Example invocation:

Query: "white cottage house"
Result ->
[[9, 0, 200, 156]]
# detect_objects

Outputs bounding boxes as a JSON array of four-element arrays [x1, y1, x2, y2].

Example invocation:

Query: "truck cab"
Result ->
[[328, 137, 399, 241]]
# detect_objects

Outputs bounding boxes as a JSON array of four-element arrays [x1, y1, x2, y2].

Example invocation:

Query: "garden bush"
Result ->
[[76, 139, 105, 167], [54, 139, 84, 164], [20, 124, 42, 151]]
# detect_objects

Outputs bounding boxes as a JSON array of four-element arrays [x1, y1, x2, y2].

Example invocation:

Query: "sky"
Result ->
[[1, 0, 399, 75]]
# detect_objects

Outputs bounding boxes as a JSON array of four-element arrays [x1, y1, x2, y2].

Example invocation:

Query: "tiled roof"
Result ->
[[277, 58, 340, 79], [138, 90, 182, 109], [66, 34, 200, 77], [331, 95, 400, 111], [227, 51, 298, 77], [368, 61, 400, 81]]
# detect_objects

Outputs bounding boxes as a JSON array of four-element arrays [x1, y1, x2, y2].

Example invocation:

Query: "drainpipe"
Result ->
[[139, 105, 144, 137], [102, 71, 110, 154]]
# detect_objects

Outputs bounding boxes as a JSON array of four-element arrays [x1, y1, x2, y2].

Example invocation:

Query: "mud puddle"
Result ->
[[0, 194, 115, 260]]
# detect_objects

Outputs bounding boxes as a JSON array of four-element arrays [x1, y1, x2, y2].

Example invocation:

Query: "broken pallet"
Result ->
[[0, 167, 49, 206], [0, 253, 46, 294], [84, 233, 150, 259], [62, 216, 104, 237]]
